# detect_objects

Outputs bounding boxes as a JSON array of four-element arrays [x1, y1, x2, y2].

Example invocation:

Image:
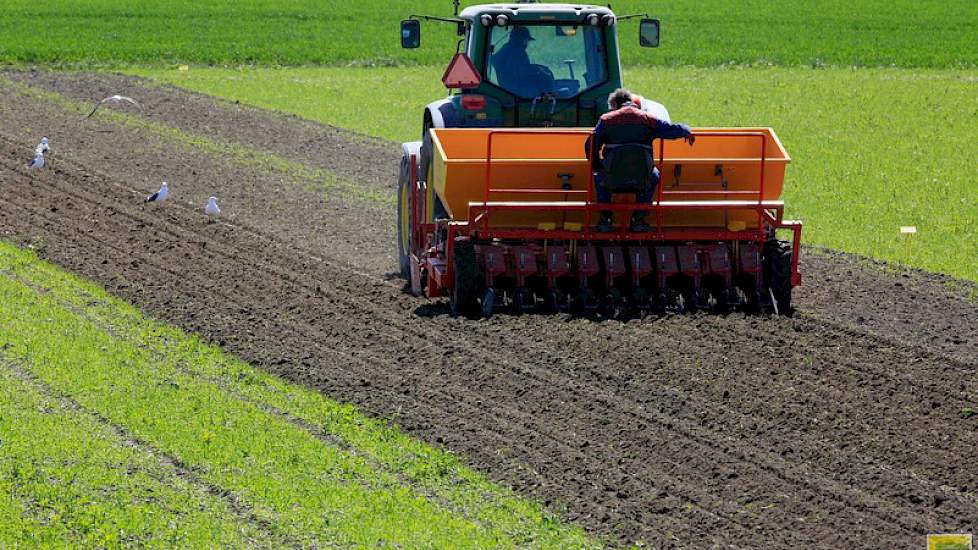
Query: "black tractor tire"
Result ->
[[763, 239, 793, 315], [449, 238, 481, 317], [396, 153, 416, 278]]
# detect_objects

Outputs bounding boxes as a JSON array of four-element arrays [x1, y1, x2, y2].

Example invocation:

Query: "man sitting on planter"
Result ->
[[586, 88, 696, 232]]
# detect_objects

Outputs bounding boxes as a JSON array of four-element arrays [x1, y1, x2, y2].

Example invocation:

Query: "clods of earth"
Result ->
[[1, 70, 976, 548]]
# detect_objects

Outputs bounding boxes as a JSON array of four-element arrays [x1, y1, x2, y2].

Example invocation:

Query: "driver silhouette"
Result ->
[[492, 26, 550, 97]]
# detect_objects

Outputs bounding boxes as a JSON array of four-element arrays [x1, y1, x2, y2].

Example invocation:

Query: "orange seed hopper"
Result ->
[[403, 127, 802, 317]]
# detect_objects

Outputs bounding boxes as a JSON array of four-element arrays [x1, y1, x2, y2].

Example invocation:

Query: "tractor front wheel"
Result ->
[[396, 153, 416, 278]]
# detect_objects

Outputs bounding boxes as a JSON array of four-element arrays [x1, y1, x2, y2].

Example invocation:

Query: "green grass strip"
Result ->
[[0, 76, 390, 206], [0, 278, 500, 547], [0, 443, 70, 548], [0, 242, 597, 548], [0, 363, 272, 548]]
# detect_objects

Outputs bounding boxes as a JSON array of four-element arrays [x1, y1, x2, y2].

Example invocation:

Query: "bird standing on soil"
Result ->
[[146, 181, 168, 203], [35, 137, 49, 155], [205, 196, 221, 218], [86, 95, 143, 118], [27, 152, 44, 170]]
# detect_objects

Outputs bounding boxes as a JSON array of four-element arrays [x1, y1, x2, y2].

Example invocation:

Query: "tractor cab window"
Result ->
[[486, 24, 607, 99]]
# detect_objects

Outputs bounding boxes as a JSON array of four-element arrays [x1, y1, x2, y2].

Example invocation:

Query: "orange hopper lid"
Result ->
[[442, 53, 482, 89]]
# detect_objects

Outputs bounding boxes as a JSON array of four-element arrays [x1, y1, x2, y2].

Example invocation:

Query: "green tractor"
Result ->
[[396, 2, 663, 276]]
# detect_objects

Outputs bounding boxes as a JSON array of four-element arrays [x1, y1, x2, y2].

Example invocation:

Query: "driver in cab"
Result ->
[[492, 26, 548, 97]]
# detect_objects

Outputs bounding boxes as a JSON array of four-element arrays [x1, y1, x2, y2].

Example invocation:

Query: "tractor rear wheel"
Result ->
[[763, 239, 793, 315], [396, 153, 416, 278], [449, 238, 480, 317]]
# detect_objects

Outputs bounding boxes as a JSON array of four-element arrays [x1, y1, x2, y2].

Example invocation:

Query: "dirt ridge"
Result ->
[[1, 71, 976, 548]]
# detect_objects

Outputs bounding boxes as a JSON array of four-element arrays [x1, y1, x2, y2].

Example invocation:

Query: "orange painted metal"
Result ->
[[422, 127, 802, 292]]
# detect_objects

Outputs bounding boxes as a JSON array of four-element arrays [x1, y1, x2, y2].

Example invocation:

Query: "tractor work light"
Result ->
[[586, 13, 600, 26], [480, 14, 493, 26], [496, 14, 509, 26], [602, 14, 616, 26], [461, 95, 487, 110]]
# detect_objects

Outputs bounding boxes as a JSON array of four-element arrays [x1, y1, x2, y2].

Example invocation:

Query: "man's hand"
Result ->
[[684, 134, 696, 146]]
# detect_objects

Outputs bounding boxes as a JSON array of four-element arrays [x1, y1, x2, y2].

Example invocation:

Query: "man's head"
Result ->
[[509, 26, 535, 46], [608, 88, 634, 110]]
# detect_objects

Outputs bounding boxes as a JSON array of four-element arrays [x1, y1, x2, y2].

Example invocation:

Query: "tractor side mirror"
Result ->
[[401, 19, 421, 48], [639, 19, 660, 48]]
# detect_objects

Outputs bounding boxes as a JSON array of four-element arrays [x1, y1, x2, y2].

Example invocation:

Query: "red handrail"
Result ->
[[484, 129, 595, 231], [655, 131, 768, 233], [657, 131, 768, 200], [480, 129, 770, 233]]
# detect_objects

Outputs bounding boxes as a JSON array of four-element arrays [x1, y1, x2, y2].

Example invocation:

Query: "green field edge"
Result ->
[[0, 241, 599, 548], [1, 1, 976, 69], [9, 59, 978, 71], [0, 359, 277, 549]]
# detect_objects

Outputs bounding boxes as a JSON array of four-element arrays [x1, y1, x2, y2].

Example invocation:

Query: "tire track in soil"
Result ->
[[1, 141, 968, 548], [0, 360, 289, 549], [2, 73, 977, 547]]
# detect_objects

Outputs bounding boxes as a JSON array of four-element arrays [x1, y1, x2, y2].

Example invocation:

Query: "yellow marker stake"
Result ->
[[900, 226, 917, 263], [927, 533, 972, 550], [178, 65, 189, 79]]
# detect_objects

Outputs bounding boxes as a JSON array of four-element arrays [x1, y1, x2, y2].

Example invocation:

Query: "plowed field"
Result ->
[[1, 71, 976, 548]]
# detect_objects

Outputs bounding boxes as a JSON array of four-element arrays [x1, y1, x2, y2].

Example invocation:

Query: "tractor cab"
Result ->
[[402, 4, 660, 130]]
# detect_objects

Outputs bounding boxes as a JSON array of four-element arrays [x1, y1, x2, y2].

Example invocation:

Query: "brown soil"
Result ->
[[1, 70, 976, 549]]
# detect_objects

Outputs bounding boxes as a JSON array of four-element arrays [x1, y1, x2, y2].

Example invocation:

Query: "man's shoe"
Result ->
[[596, 211, 613, 232], [629, 212, 652, 232]]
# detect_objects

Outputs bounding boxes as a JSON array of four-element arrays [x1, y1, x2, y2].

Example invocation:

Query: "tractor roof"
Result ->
[[458, 3, 614, 21]]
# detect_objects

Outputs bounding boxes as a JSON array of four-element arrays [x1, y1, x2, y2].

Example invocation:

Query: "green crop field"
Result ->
[[0, 0, 976, 68], [131, 65, 978, 282], [0, 243, 595, 548]]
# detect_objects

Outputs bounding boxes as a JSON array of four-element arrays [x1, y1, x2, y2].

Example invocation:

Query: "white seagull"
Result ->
[[205, 196, 221, 217], [145, 181, 168, 203], [87, 95, 143, 118], [27, 152, 44, 170], [35, 137, 49, 155]]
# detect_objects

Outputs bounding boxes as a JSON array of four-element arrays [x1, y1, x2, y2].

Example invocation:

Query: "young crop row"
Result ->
[[0, 242, 597, 548], [133, 65, 978, 283], [1, 0, 975, 68]]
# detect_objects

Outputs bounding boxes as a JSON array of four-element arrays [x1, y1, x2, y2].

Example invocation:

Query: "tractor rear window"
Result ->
[[485, 24, 607, 99]]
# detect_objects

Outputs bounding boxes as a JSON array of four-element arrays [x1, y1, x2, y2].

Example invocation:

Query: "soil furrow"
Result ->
[[2, 70, 976, 548], [7, 69, 975, 365], [0, 359, 289, 548], [0, 164, 761, 547], [0, 153, 952, 548]]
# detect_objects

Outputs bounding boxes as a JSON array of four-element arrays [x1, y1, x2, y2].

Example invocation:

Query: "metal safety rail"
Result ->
[[454, 129, 803, 288]]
